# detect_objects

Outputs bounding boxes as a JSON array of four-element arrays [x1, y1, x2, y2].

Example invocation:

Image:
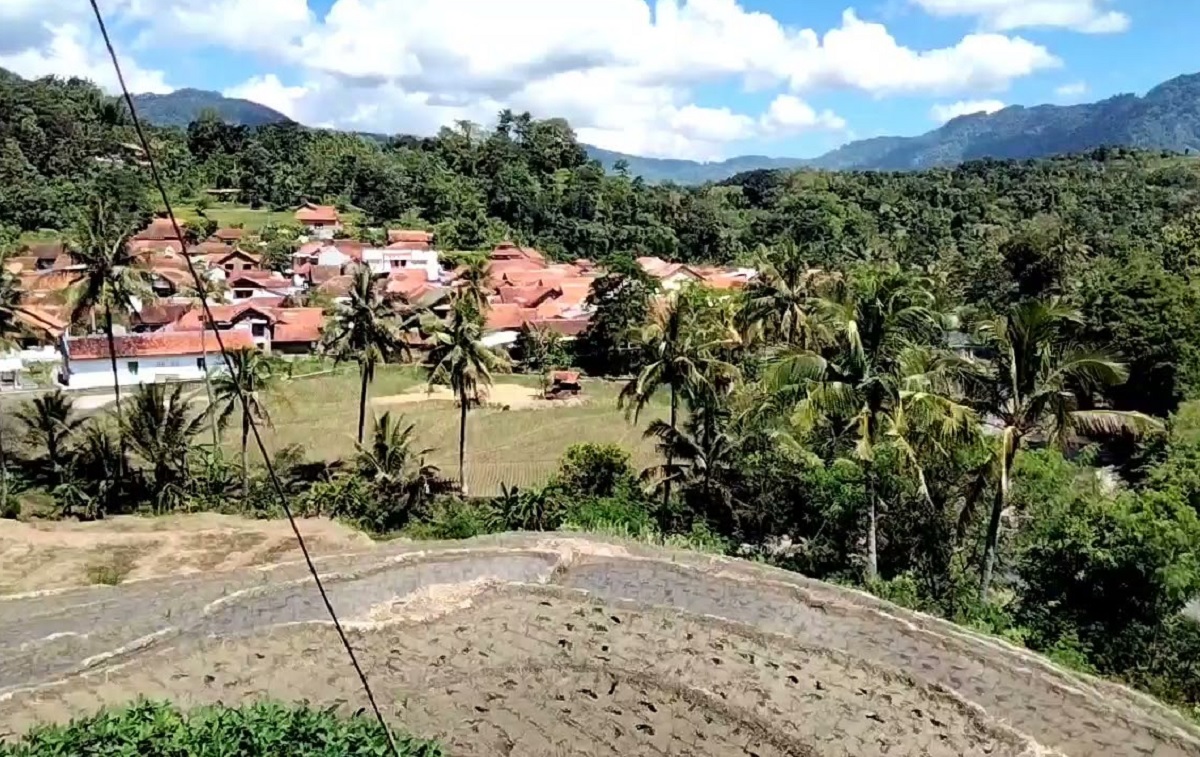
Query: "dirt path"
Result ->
[[372, 382, 584, 410], [0, 513, 371, 594], [0, 529, 1197, 756]]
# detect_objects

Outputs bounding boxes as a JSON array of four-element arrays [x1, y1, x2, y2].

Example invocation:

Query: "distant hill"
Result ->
[[584, 146, 807, 184], [128, 72, 1200, 180], [130, 88, 293, 128], [810, 73, 1200, 171]]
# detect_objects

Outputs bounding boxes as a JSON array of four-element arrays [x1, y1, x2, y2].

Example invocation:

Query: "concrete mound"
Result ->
[[1, 533, 1198, 757]]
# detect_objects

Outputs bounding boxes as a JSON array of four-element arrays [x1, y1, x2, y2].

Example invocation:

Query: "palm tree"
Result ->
[[212, 348, 278, 491], [455, 259, 491, 317], [770, 265, 949, 581], [969, 299, 1159, 600], [0, 253, 21, 514], [642, 408, 742, 531], [739, 243, 830, 349], [425, 296, 507, 492], [355, 411, 441, 518], [322, 267, 404, 444], [67, 197, 153, 445], [620, 291, 736, 510], [183, 276, 229, 445], [14, 390, 86, 486], [122, 383, 209, 512]]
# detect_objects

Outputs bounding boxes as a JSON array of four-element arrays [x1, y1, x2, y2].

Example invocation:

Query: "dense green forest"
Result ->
[[7, 69, 1200, 721]]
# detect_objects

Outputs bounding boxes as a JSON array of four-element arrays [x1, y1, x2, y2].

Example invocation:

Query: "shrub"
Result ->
[[560, 494, 653, 533], [404, 498, 500, 540], [554, 443, 638, 498], [0, 700, 442, 757]]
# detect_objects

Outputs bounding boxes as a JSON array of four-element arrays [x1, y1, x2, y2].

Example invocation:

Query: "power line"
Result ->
[[83, 2, 401, 754]]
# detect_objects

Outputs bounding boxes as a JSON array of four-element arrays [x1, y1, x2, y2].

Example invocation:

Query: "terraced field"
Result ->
[[2, 530, 1198, 756]]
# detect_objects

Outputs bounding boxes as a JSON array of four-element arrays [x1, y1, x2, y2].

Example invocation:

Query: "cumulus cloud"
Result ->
[[911, 0, 1130, 34], [3, 0, 1072, 159], [760, 95, 847, 135], [930, 99, 1006, 123], [0, 22, 172, 94]]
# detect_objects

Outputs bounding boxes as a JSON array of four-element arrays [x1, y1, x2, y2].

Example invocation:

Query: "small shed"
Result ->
[[546, 370, 582, 399]]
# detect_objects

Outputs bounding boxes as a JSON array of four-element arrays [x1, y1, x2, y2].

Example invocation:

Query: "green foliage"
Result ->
[[554, 443, 638, 499], [0, 699, 441, 757]]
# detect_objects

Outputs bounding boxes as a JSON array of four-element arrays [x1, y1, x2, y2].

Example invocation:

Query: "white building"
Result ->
[[59, 330, 255, 389], [361, 247, 440, 281]]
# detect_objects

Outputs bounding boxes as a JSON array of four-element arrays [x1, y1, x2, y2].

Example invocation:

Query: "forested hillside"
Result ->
[[128, 88, 293, 128]]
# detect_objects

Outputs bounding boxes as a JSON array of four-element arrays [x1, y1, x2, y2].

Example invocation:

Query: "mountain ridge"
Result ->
[[127, 72, 1200, 182]]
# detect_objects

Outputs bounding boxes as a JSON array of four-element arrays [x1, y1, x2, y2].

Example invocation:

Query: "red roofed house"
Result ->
[[294, 202, 342, 238], [228, 271, 300, 300], [171, 303, 325, 355], [211, 227, 245, 245], [637, 256, 703, 291], [129, 218, 184, 254], [59, 330, 255, 389]]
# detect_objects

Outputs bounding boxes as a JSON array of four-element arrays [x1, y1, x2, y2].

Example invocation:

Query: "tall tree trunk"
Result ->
[[664, 383, 677, 510], [865, 462, 879, 582], [241, 412, 250, 494], [103, 306, 126, 483], [980, 436, 1018, 602], [200, 328, 218, 446], [0, 421, 10, 516], [357, 364, 369, 444], [458, 386, 468, 495]]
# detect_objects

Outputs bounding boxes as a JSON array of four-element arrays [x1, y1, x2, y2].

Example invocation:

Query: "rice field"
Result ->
[[239, 364, 667, 495]]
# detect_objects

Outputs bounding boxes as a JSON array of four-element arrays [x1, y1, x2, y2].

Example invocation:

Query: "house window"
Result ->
[[196, 357, 206, 370], [234, 290, 250, 299], [251, 324, 267, 338], [128, 361, 139, 376], [225, 263, 234, 271]]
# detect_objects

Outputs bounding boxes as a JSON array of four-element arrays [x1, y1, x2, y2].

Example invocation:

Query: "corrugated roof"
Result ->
[[67, 330, 255, 360]]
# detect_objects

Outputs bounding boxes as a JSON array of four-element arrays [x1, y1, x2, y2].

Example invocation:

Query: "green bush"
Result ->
[[404, 498, 500, 540], [0, 700, 441, 757], [560, 494, 653, 533]]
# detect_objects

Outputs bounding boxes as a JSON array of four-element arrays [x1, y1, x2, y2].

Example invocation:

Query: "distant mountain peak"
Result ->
[[130, 88, 293, 128]]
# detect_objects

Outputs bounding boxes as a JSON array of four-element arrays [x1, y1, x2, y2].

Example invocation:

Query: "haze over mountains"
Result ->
[[130, 72, 1200, 183]]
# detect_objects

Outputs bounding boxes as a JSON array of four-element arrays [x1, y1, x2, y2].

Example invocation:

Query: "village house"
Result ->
[[227, 271, 301, 300], [58, 330, 254, 389], [210, 227, 245, 246], [129, 218, 184, 254], [170, 302, 324, 354], [294, 202, 341, 239]]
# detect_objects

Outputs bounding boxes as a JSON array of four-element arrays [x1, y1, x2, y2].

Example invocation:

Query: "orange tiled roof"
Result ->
[[67, 330, 255, 360], [273, 308, 325, 343], [188, 240, 233, 255], [530, 317, 590, 337], [387, 229, 433, 245], [491, 241, 546, 262], [173, 302, 280, 331], [134, 218, 182, 242], [294, 203, 339, 224], [14, 306, 68, 337], [212, 228, 245, 242], [485, 303, 529, 331], [496, 285, 560, 308]]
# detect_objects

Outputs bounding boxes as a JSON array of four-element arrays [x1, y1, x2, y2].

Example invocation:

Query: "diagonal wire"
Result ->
[[83, 2, 401, 754]]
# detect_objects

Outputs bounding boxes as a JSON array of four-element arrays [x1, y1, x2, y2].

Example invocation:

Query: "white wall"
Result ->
[[362, 248, 440, 281], [63, 354, 226, 389]]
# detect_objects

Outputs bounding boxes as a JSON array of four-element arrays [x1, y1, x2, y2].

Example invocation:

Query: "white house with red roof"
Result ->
[[294, 202, 341, 239], [59, 330, 255, 389]]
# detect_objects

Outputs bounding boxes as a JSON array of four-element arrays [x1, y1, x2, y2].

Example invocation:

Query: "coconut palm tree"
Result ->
[[212, 348, 278, 491], [67, 197, 153, 444], [620, 290, 737, 510], [768, 265, 950, 581], [969, 298, 1160, 600], [355, 411, 441, 517], [0, 253, 21, 514], [14, 390, 86, 486], [739, 243, 830, 349], [455, 259, 491, 317], [425, 296, 507, 492], [122, 383, 209, 512], [183, 276, 230, 445], [322, 267, 404, 444]]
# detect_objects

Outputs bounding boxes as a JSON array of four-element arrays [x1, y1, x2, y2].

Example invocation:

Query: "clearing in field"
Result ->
[[241, 366, 666, 494]]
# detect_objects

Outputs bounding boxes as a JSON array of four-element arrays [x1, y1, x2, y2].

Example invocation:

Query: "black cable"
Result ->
[[83, 3, 401, 754]]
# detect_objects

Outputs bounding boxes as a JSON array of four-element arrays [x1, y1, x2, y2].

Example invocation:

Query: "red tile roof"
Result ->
[[491, 241, 545, 262], [212, 228, 245, 242], [14, 306, 68, 337], [552, 370, 581, 384], [485, 303, 529, 331], [67, 330, 254, 360], [134, 218, 183, 242], [496, 285, 560, 308], [294, 203, 340, 224], [173, 303, 279, 331], [273, 308, 325, 343], [387, 229, 433, 245], [309, 264, 344, 284], [228, 271, 291, 289], [134, 303, 191, 328], [531, 317, 590, 337]]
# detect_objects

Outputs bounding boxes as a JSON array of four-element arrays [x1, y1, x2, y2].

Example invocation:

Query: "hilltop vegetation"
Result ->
[[7, 66, 1200, 723], [129, 88, 294, 128]]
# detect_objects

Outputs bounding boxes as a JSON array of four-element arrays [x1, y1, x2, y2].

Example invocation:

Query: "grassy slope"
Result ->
[[235, 365, 667, 495]]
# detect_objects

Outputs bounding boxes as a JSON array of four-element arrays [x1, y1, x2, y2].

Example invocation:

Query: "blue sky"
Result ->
[[0, 0, 1192, 160]]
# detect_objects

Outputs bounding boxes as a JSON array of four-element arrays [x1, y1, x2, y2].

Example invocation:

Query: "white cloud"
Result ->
[[0, 22, 172, 94], [930, 99, 1005, 123], [760, 94, 847, 135], [2, 0, 1071, 159], [911, 0, 1130, 34], [784, 10, 1059, 96], [1055, 80, 1089, 99], [223, 75, 308, 120]]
